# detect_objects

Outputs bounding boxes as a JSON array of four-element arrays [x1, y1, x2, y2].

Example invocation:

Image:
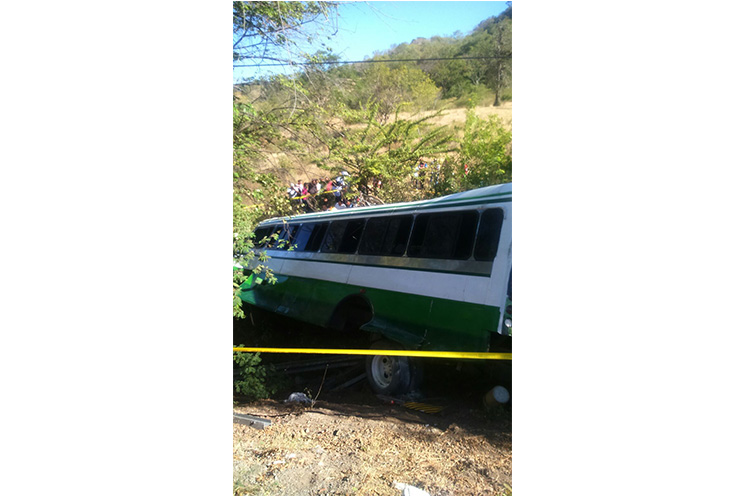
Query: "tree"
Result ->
[[233, 1, 337, 70], [348, 63, 441, 121], [321, 104, 456, 203], [233, 2, 339, 319], [467, 6, 512, 106]]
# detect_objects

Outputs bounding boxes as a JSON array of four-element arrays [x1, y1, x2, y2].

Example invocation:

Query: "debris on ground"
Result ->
[[233, 413, 272, 430], [284, 392, 312, 405], [395, 482, 432, 495]]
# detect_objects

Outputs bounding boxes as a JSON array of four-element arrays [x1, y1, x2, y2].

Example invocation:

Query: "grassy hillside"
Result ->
[[248, 101, 512, 188]]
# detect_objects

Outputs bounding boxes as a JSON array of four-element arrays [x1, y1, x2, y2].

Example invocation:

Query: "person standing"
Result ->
[[293, 179, 303, 197], [308, 178, 319, 196]]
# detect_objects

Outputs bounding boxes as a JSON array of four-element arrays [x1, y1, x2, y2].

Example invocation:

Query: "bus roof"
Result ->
[[258, 182, 512, 226]]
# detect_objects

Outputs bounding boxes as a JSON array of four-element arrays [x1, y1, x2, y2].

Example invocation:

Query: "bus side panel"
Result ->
[[347, 264, 481, 303], [241, 271, 501, 352], [348, 264, 495, 350], [356, 286, 432, 348], [281, 257, 352, 285], [263, 273, 434, 348], [426, 298, 499, 352], [273, 258, 351, 317], [359, 290, 501, 351], [241, 273, 342, 328]]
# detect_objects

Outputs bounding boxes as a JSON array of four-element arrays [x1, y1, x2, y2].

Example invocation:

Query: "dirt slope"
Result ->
[[234, 395, 512, 496]]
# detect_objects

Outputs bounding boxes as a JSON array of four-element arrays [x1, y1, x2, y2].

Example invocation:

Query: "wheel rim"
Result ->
[[370, 355, 395, 389]]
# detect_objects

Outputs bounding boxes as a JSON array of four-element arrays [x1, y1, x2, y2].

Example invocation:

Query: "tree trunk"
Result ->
[[493, 90, 500, 107]]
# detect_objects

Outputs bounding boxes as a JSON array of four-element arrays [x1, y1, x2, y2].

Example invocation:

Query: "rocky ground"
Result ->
[[234, 382, 511, 496]]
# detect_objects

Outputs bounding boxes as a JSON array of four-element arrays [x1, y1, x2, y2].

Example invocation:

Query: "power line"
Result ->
[[234, 55, 511, 68]]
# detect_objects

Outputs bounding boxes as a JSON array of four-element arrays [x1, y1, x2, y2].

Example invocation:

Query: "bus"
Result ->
[[238, 183, 512, 394]]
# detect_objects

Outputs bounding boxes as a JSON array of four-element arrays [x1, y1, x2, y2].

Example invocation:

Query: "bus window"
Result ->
[[322, 219, 365, 253], [265, 225, 281, 248], [253, 226, 276, 248], [359, 217, 387, 255], [321, 221, 346, 253], [293, 223, 314, 251], [359, 215, 413, 256], [408, 211, 478, 260], [339, 219, 365, 253], [474, 208, 504, 261], [390, 216, 414, 255], [277, 224, 300, 250], [305, 222, 328, 252]]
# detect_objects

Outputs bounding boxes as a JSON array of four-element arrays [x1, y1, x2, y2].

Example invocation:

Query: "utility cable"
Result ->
[[234, 55, 511, 68]]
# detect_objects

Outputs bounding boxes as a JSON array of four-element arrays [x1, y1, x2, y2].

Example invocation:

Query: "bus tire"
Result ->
[[365, 341, 420, 395]]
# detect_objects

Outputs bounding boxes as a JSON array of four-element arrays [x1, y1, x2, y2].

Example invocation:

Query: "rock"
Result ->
[[285, 392, 312, 404]]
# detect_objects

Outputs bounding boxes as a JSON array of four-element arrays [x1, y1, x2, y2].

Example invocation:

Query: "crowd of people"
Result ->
[[287, 172, 357, 212], [286, 158, 472, 210]]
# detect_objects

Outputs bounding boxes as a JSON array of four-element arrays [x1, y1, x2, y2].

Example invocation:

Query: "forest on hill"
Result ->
[[235, 3, 511, 110], [233, 1, 512, 310]]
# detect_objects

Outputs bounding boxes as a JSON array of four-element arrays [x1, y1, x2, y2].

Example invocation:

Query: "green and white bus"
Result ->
[[239, 183, 512, 394]]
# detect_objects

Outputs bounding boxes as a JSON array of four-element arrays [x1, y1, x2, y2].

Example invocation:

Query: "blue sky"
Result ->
[[234, 1, 509, 82], [333, 1, 509, 59]]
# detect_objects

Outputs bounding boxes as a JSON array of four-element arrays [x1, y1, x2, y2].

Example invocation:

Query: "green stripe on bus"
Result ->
[[240, 274, 500, 352]]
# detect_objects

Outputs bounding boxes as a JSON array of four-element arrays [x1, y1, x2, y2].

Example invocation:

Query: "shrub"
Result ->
[[233, 350, 277, 401], [457, 110, 512, 188], [452, 83, 495, 108]]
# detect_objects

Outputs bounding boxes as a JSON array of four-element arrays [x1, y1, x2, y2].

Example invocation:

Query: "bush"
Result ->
[[233, 350, 278, 401], [452, 83, 495, 108], [457, 110, 512, 188]]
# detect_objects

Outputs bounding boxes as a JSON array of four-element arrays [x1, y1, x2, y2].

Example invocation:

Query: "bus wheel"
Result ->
[[365, 341, 420, 395]]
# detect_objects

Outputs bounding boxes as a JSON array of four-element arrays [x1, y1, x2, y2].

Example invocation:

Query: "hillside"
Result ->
[[398, 102, 512, 130], [233, 4, 512, 228], [252, 101, 512, 188]]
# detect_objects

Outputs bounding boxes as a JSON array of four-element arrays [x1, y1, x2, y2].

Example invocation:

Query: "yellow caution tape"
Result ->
[[293, 189, 340, 201], [233, 347, 511, 360]]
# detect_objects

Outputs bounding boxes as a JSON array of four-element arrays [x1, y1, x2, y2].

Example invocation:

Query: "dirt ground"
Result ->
[[234, 389, 511, 496], [233, 310, 512, 496]]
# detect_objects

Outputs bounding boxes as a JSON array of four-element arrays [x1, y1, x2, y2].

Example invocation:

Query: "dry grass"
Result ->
[[398, 102, 512, 129], [250, 102, 512, 188], [234, 399, 511, 496]]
